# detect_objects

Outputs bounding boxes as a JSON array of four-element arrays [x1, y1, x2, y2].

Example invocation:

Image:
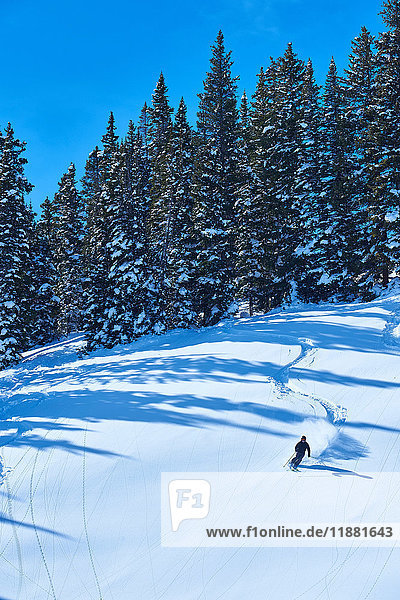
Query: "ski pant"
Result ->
[[291, 452, 305, 468]]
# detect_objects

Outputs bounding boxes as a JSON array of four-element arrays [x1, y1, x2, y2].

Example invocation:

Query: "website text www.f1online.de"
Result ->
[[205, 525, 395, 540]]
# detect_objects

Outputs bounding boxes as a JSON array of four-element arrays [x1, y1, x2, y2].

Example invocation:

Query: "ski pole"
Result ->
[[283, 453, 296, 468]]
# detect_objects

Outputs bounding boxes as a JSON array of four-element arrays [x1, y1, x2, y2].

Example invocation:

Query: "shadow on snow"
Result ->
[[300, 464, 373, 479], [0, 301, 398, 459]]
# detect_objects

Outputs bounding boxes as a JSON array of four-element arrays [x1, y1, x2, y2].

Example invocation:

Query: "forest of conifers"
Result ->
[[0, 0, 399, 368]]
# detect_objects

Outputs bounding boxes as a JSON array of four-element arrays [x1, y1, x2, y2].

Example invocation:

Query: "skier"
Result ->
[[290, 436, 311, 471]]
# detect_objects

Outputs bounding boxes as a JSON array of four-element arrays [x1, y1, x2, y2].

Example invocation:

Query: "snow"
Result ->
[[385, 207, 399, 222], [1, 294, 400, 598], [318, 272, 333, 284], [392, 323, 400, 339], [3, 301, 17, 309]]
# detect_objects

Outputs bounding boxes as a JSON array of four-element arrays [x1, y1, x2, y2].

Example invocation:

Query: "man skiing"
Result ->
[[290, 436, 311, 471]]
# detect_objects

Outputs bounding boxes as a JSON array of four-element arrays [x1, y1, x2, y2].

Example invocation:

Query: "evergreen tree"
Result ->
[[239, 90, 250, 131], [122, 120, 153, 331], [26, 203, 59, 346], [295, 59, 324, 301], [194, 31, 240, 325], [235, 91, 267, 314], [345, 28, 377, 147], [147, 73, 175, 332], [366, 0, 400, 285], [264, 43, 307, 305], [102, 121, 153, 345], [38, 196, 54, 243], [164, 98, 197, 328], [148, 73, 174, 161], [249, 46, 310, 307], [250, 63, 277, 158], [81, 145, 110, 350], [50, 163, 85, 334], [138, 102, 151, 163], [81, 114, 118, 350], [246, 61, 279, 312], [317, 58, 361, 300], [0, 123, 33, 367], [343, 27, 377, 297]]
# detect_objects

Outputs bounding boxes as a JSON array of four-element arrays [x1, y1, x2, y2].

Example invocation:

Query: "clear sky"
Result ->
[[2, 0, 383, 213]]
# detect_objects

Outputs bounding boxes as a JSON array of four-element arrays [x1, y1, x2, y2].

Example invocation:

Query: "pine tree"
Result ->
[[102, 121, 153, 345], [235, 91, 267, 314], [249, 46, 310, 307], [138, 102, 151, 162], [246, 61, 279, 312], [147, 73, 175, 332], [239, 90, 250, 132], [50, 163, 85, 334], [264, 44, 308, 305], [26, 203, 59, 347], [345, 28, 377, 145], [0, 123, 33, 368], [317, 58, 361, 300], [194, 31, 240, 325], [366, 0, 400, 285], [250, 61, 278, 164], [81, 114, 118, 350], [295, 59, 324, 302], [344, 27, 378, 297], [81, 145, 110, 350], [38, 196, 54, 243], [148, 74, 174, 161], [121, 120, 153, 332], [164, 98, 197, 328]]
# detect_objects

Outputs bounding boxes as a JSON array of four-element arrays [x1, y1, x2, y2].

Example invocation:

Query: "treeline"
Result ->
[[1, 0, 400, 368]]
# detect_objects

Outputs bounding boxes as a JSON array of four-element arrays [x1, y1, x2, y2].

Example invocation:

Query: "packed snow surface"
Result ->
[[1, 291, 400, 599]]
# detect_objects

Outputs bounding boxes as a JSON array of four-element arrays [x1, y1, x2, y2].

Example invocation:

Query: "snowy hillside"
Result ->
[[1, 291, 400, 599]]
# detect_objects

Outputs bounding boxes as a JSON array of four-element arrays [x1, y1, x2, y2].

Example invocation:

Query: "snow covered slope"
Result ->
[[1, 292, 400, 599]]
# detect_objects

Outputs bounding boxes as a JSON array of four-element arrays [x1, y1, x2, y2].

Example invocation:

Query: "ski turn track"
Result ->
[[265, 334, 348, 463], [275, 337, 348, 425]]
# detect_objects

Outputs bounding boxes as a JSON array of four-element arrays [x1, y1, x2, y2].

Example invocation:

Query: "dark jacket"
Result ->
[[295, 441, 310, 457]]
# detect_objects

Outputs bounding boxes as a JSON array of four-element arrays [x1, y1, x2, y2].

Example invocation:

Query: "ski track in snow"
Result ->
[[271, 336, 348, 424], [4, 474, 23, 599], [82, 426, 104, 600], [262, 333, 348, 465], [29, 447, 57, 600]]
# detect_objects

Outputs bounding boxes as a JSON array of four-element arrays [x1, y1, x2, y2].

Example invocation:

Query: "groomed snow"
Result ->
[[1, 290, 400, 599]]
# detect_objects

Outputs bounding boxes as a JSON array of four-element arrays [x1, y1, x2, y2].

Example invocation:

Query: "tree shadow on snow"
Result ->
[[0, 417, 123, 458], [1, 389, 311, 457], [2, 364, 398, 457], [0, 513, 71, 538], [2, 300, 399, 458]]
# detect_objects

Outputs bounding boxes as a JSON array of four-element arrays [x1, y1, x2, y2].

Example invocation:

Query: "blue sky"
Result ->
[[2, 0, 382, 213]]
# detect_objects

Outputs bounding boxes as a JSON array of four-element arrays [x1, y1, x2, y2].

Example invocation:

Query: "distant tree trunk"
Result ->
[[383, 264, 389, 286]]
